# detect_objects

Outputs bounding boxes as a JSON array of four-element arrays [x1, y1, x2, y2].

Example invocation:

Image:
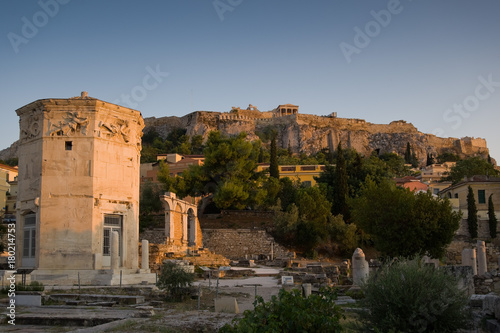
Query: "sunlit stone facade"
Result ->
[[16, 92, 144, 273]]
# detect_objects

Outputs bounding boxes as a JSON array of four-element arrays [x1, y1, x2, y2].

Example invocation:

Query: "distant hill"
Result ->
[[144, 109, 489, 166], [1, 108, 490, 166]]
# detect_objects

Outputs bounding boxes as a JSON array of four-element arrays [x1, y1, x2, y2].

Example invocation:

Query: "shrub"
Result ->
[[1, 281, 44, 294], [361, 257, 470, 332], [156, 261, 194, 302], [219, 287, 344, 333]]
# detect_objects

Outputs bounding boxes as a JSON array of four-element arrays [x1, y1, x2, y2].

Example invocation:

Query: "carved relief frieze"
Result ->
[[20, 107, 43, 141], [99, 119, 131, 143], [48, 112, 89, 137]]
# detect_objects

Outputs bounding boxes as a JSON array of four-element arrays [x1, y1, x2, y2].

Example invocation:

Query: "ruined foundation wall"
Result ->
[[202, 228, 290, 260]]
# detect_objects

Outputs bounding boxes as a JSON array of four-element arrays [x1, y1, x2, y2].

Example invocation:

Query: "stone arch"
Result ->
[[160, 192, 201, 248]]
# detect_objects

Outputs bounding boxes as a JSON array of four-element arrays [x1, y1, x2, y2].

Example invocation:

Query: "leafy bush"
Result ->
[[361, 257, 470, 332], [219, 287, 344, 333], [1, 281, 44, 294], [156, 261, 194, 302]]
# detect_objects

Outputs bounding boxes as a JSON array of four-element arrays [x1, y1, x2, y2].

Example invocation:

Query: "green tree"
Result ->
[[269, 132, 279, 179], [437, 152, 460, 163], [361, 257, 470, 332], [444, 156, 499, 184], [379, 152, 412, 177], [156, 261, 194, 302], [467, 185, 478, 239], [156, 161, 175, 191], [0, 224, 6, 252], [139, 181, 164, 231], [426, 152, 435, 166], [488, 194, 497, 239], [272, 184, 332, 254], [0, 158, 18, 167], [327, 214, 359, 255], [351, 179, 461, 258], [220, 287, 344, 333], [190, 135, 204, 154], [405, 142, 412, 164], [158, 131, 265, 210], [332, 142, 349, 218]]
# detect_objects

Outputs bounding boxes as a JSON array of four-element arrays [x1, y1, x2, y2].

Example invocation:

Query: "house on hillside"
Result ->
[[394, 176, 428, 193], [439, 175, 500, 239], [418, 162, 455, 194], [0, 163, 18, 220], [140, 153, 204, 184], [256, 164, 325, 187]]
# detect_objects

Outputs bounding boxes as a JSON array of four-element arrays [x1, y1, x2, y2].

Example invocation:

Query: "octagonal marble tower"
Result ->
[[15, 92, 145, 282]]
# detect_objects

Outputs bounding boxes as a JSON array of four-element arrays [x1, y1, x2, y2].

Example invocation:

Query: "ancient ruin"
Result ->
[[143, 108, 490, 165], [160, 192, 203, 250], [15, 92, 154, 284]]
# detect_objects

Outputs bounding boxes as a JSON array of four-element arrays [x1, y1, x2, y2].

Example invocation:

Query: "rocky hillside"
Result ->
[[0, 109, 490, 165], [144, 110, 489, 166]]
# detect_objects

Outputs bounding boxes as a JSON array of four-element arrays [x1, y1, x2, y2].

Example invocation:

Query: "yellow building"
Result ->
[[0, 163, 18, 218], [256, 164, 325, 187], [439, 176, 500, 212], [439, 175, 500, 239]]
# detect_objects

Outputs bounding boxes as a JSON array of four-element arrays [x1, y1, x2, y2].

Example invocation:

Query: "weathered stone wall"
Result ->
[[202, 228, 291, 260], [455, 219, 500, 239], [140, 228, 168, 244], [445, 239, 500, 270]]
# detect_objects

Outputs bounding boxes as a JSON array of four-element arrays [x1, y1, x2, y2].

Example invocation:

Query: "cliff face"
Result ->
[[1, 110, 489, 165], [144, 111, 489, 165]]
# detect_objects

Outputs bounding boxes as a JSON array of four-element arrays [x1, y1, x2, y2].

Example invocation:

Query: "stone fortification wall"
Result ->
[[202, 228, 291, 260]]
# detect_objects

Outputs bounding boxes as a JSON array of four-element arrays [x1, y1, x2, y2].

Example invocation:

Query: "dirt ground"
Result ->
[[0, 270, 284, 333]]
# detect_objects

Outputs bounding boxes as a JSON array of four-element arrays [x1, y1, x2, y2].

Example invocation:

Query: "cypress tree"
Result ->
[[426, 153, 435, 166], [405, 142, 412, 164], [467, 186, 478, 239], [488, 194, 497, 239], [333, 142, 349, 220], [269, 133, 279, 179]]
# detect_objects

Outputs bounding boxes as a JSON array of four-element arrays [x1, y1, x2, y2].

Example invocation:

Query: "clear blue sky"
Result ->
[[1, 0, 500, 160]]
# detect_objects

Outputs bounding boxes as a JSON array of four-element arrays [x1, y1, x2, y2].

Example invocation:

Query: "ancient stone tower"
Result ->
[[15, 92, 145, 280]]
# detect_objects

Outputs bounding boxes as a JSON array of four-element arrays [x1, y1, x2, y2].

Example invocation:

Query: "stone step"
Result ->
[[4, 307, 139, 327], [49, 294, 145, 305]]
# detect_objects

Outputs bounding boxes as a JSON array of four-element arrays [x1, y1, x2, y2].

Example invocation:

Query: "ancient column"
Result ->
[[110, 231, 119, 271], [461, 248, 477, 275], [352, 248, 369, 286], [182, 213, 188, 244], [165, 209, 174, 241], [477, 240, 487, 276], [141, 240, 149, 271], [302, 283, 312, 298]]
